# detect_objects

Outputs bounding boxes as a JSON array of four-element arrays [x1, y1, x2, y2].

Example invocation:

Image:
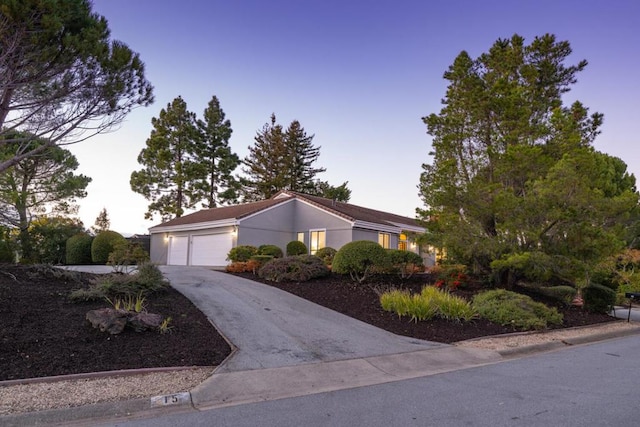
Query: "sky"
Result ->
[[67, 0, 640, 235]]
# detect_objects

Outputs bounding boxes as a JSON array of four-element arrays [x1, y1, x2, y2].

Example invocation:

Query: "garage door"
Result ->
[[190, 233, 233, 266], [167, 236, 188, 265]]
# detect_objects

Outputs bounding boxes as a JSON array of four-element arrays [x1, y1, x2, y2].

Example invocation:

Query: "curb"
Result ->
[[497, 326, 640, 357]]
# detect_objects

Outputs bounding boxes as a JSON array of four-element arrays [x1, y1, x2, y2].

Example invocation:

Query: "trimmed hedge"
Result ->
[[332, 240, 388, 283], [315, 247, 337, 266], [91, 231, 126, 264], [386, 249, 423, 278], [66, 233, 94, 265], [258, 244, 283, 258], [286, 240, 308, 256], [227, 245, 258, 262], [583, 283, 616, 314], [258, 255, 330, 282]]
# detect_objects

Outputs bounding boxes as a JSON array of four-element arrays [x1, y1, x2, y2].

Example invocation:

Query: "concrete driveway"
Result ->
[[159, 266, 441, 373]]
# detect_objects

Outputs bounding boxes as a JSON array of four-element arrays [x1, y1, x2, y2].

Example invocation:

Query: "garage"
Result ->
[[190, 233, 233, 266], [167, 236, 188, 265]]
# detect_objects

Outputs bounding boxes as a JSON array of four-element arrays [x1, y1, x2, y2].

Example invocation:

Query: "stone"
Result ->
[[86, 308, 128, 335], [129, 312, 164, 332]]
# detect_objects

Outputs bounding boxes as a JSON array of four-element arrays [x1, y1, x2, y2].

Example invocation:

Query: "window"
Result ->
[[398, 233, 408, 251], [297, 232, 304, 243], [310, 230, 326, 255], [378, 233, 390, 249]]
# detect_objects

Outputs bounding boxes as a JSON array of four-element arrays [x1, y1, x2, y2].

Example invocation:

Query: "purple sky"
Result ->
[[70, 0, 640, 234]]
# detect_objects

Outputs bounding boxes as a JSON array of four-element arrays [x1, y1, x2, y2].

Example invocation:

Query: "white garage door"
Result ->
[[190, 233, 233, 266], [167, 236, 188, 265]]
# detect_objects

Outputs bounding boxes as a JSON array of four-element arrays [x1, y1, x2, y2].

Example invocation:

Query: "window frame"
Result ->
[[309, 229, 326, 255]]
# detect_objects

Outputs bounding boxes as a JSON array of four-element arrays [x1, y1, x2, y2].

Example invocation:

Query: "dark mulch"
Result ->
[[231, 271, 617, 344], [1, 265, 617, 381], [0, 264, 231, 381]]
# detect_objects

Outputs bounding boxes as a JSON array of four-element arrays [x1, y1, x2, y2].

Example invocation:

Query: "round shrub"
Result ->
[[386, 249, 424, 278], [286, 240, 308, 256], [258, 255, 330, 282], [537, 285, 577, 306], [258, 244, 283, 258], [315, 247, 337, 265], [583, 283, 616, 314], [227, 245, 258, 262], [332, 240, 388, 283], [91, 231, 126, 264], [66, 233, 94, 265], [472, 289, 563, 330]]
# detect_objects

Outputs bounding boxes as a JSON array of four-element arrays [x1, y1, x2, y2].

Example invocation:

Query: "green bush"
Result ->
[[107, 241, 150, 272], [91, 230, 126, 264], [258, 255, 330, 282], [380, 286, 476, 323], [583, 283, 616, 314], [258, 244, 283, 258], [227, 245, 258, 262], [472, 289, 563, 330], [286, 240, 308, 256], [386, 249, 424, 278], [314, 247, 337, 266], [65, 233, 93, 265], [70, 262, 168, 302], [537, 285, 577, 306], [332, 240, 388, 283], [0, 238, 16, 263]]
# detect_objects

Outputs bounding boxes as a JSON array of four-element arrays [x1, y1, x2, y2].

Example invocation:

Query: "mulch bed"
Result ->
[[0, 265, 616, 381], [0, 264, 231, 381], [231, 271, 617, 343]]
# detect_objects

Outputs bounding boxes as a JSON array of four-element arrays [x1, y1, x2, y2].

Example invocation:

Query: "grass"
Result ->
[[380, 286, 476, 323]]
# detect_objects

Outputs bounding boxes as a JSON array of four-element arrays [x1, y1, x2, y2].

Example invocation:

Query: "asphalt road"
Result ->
[[100, 335, 640, 427]]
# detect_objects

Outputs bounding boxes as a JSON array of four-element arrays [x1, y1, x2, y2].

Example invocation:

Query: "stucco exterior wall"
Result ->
[[238, 201, 297, 249]]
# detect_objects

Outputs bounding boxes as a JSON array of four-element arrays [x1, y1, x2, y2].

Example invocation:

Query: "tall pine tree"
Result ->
[[130, 96, 200, 221], [193, 96, 240, 208]]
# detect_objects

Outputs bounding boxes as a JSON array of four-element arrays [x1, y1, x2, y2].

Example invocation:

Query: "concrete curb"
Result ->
[[497, 325, 640, 357]]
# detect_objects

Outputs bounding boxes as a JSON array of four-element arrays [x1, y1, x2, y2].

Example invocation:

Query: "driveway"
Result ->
[[159, 266, 441, 373]]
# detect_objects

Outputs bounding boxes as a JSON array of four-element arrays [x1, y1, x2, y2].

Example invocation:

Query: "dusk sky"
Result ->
[[70, 0, 639, 235]]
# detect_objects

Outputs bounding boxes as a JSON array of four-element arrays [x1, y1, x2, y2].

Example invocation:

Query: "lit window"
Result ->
[[310, 230, 326, 255], [398, 233, 408, 251], [378, 233, 390, 249], [297, 232, 304, 243]]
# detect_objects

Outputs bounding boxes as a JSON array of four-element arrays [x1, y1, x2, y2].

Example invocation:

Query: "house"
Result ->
[[149, 190, 431, 267]]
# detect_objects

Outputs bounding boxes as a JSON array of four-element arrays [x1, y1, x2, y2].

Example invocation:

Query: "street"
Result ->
[[102, 335, 640, 427]]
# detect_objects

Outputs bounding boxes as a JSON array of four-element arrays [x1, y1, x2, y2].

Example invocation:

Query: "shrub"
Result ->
[[332, 240, 388, 283], [91, 231, 126, 264], [225, 261, 248, 273], [433, 264, 468, 291], [315, 247, 337, 266], [380, 286, 476, 323], [258, 255, 330, 282], [227, 245, 258, 262], [286, 240, 308, 256], [537, 286, 577, 306], [65, 233, 93, 265], [70, 262, 168, 302], [583, 283, 616, 314], [386, 249, 424, 279], [107, 241, 150, 272], [472, 289, 563, 330], [258, 244, 283, 258], [0, 237, 16, 263]]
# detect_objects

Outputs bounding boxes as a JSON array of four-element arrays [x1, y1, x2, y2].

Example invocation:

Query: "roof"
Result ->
[[150, 191, 422, 231]]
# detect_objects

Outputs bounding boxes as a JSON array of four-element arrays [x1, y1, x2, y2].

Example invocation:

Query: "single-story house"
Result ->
[[149, 190, 432, 267]]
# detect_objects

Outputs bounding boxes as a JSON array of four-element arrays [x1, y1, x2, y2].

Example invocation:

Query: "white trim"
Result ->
[[387, 221, 425, 233], [150, 219, 238, 234], [353, 220, 402, 234]]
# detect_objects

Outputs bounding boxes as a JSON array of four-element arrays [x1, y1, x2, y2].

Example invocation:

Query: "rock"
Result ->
[[86, 308, 128, 335], [129, 312, 164, 332]]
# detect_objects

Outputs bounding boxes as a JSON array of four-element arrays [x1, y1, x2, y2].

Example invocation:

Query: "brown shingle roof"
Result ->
[[150, 191, 421, 230]]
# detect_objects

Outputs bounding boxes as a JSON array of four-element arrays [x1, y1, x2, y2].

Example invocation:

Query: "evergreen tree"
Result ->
[[0, 133, 91, 260], [419, 34, 639, 284], [242, 114, 344, 201], [92, 208, 111, 234], [193, 96, 240, 208], [130, 96, 200, 221]]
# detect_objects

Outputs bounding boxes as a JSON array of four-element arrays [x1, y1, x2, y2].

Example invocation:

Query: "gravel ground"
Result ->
[[2, 322, 639, 416]]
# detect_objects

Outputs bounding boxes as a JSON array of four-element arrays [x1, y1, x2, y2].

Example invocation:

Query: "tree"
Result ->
[[193, 96, 240, 208], [27, 216, 85, 264], [92, 208, 110, 234], [311, 180, 351, 202], [418, 34, 639, 284], [0, 133, 91, 260], [242, 114, 345, 201], [130, 96, 201, 221], [0, 0, 154, 173]]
